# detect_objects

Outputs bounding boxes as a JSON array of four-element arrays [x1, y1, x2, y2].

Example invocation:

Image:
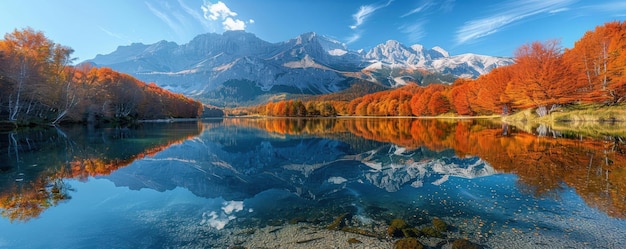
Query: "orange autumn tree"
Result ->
[[344, 84, 418, 116], [449, 78, 477, 115], [474, 66, 513, 114], [427, 90, 450, 115], [410, 84, 447, 116], [564, 21, 626, 104], [505, 40, 584, 116], [0, 28, 204, 124], [83, 67, 202, 121], [0, 27, 78, 123]]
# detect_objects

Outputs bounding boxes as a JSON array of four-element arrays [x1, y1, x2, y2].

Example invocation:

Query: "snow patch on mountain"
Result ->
[[283, 54, 332, 70], [86, 31, 513, 105], [431, 46, 449, 57], [328, 49, 348, 56]]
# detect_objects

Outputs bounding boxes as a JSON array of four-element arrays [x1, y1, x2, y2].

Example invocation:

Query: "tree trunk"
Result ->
[[9, 60, 26, 121], [536, 105, 548, 117]]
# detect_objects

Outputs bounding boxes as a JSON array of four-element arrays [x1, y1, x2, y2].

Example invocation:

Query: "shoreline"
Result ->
[[138, 118, 202, 123], [225, 103, 626, 137], [224, 114, 501, 120], [501, 104, 626, 137], [202, 215, 625, 249]]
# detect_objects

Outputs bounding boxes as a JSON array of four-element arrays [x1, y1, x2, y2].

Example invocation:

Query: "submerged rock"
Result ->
[[394, 237, 424, 249], [341, 226, 380, 238], [451, 238, 481, 249], [326, 213, 350, 230], [347, 238, 362, 244], [402, 227, 421, 238], [388, 218, 409, 237], [432, 217, 448, 232], [420, 226, 443, 238], [289, 217, 306, 224]]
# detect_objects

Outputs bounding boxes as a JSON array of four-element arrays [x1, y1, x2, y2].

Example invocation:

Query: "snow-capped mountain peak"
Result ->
[[365, 40, 421, 66], [431, 46, 449, 58], [85, 31, 513, 106]]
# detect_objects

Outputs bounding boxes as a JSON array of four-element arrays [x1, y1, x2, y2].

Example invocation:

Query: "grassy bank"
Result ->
[[502, 103, 626, 137]]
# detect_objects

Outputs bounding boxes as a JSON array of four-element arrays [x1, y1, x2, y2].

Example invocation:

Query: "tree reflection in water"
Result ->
[[0, 122, 203, 222], [231, 118, 626, 218], [1, 118, 624, 222]]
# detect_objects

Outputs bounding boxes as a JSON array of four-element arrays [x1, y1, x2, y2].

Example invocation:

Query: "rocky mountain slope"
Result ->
[[87, 31, 513, 106]]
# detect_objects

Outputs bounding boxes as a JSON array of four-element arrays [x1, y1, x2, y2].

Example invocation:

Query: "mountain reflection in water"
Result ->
[[0, 118, 624, 248], [216, 118, 626, 219], [0, 122, 203, 222]]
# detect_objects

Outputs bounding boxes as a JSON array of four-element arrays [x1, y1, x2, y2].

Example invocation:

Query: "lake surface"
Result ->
[[0, 118, 624, 248]]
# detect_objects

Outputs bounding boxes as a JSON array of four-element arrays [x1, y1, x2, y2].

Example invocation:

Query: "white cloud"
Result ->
[[351, 5, 376, 29], [202, 1, 237, 20], [350, 0, 393, 29], [201, 1, 251, 31], [223, 17, 245, 30], [347, 0, 393, 44], [456, 0, 575, 45]]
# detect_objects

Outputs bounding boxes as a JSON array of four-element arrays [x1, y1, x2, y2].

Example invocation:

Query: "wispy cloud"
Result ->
[[178, 0, 212, 30], [549, 7, 569, 14], [400, 21, 426, 43], [201, 0, 252, 31], [401, 1, 434, 18], [351, 5, 376, 29], [399, 0, 449, 44], [347, 0, 393, 44], [350, 0, 393, 29], [346, 32, 362, 44], [584, 1, 626, 13], [98, 26, 128, 41], [455, 0, 576, 45], [145, 1, 187, 38], [439, 0, 456, 12]]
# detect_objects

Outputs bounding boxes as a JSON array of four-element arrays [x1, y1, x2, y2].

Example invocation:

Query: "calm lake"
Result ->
[[0, 118, 624, 248]]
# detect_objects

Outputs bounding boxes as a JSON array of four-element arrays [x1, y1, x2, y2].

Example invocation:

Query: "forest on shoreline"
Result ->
[[0, 28, 204, 128], [2, 21, 625, 130], [244, 21, 626, 121]]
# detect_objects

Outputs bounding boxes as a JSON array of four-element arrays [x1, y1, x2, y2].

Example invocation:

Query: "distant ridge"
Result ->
[[86, 31, 513, 106]]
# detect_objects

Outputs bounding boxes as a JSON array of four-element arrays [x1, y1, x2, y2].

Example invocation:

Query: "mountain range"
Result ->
[[86, 31, 513, 106]]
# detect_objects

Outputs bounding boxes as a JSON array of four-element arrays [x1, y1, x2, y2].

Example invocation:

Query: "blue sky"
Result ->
[[1, 0, 625, 62]]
